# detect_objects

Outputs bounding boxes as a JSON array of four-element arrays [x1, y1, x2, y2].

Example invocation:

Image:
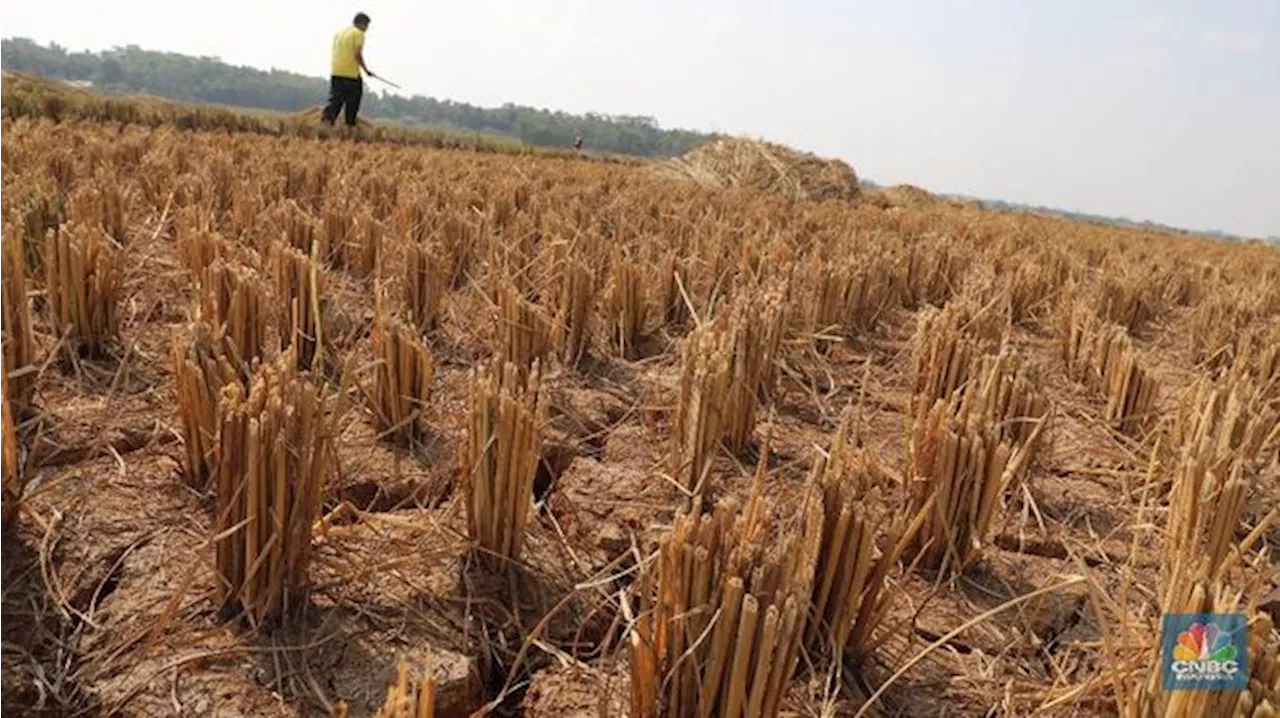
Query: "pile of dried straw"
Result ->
[[655, 137, 860, 203]]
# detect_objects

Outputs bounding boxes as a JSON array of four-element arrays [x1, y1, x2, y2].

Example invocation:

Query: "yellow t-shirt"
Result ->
[[331, 27, 365, 79]]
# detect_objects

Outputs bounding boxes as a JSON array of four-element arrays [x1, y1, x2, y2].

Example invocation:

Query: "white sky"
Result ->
[[2, 0, 1277, 237]]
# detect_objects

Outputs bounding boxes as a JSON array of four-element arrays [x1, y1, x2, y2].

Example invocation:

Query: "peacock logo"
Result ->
[[1162, 614, 1247, 692], [1171, 622, 1239, 663]]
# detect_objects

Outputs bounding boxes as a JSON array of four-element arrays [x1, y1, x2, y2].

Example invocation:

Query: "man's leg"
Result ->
[[321, 76, 344, 125], [344, 78, 363, 127]]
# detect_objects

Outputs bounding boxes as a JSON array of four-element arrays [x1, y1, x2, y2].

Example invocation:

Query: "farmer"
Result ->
[[323, 12, 374, 127]]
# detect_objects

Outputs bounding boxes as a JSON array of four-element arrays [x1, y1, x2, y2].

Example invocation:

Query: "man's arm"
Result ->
[[356, 40, 372, 77]]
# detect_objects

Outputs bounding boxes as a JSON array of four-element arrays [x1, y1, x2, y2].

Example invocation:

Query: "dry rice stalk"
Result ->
[[375, 656, 437, 718], [275, 199, 327, 261], [630, 476, 823, 718], [1100, 346, 1158, 438], [607, 252, 648, 360], [13, 186, 64, 277], [799, 248, 895, 345], [1236, 612, 1280, 718], [439, 213, 482, 289], [1094, 269, 1165, 337], [1061, 306, 1105, 383], [490, 213, 541, 295], [1234, 613, 1280, 718], [2, 232, 37, 414], [495, 282, 556, 374], [199, 259, 268, 379], [1099, 400, 1277, 718], [555, 257, 595, 367], [272, 242, 326, 372], [44, 221, 123, 359], [372, 293, 435, 444], [899, 240, 967, 310], [339, 211, 381, 279], [1171, 375, 1278, 474], [1229, 325, 1280, 398], [462, 360, 548, 570], [806, 254, 849, 343], [404, 242, 445, 335], [903, 394, 1026, 575], [1157, 263, 1200, 308], [229, 178, 266, 235], [176, 218, 227, 277], [967, 352, 1052, 466], [390, 195, 431, 247], [1006, 253, 1069, 328], [1108, 402, 1278, 717], [360, 174, 399, 222], [669, 322, 734, 495], [1163, 456, 1248, 587], [68, 183, 128, 245], [214, 346, 338, 626], [2, 373, 21, 529], [173, 323, 241, 489], [806, 415, 923, 663], [912, 305, 984, 406], [1187, 294, 1257, 372], [843, 255, 898, 337], [43, 147, 77, 194], [1162, 374, 1276, 586], [723, 289, 785, 453], [1062, 308, 1158, 437], [1116, 560, 1279, 718], [657, 250, 691, 328], [321, 194, 354, 268]]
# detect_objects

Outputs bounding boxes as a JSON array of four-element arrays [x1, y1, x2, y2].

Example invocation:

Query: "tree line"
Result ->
[[0, 37, 711, 157]]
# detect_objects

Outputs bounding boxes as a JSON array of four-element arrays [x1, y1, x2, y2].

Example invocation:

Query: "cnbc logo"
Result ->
[[1161, 613, 1249, 692]]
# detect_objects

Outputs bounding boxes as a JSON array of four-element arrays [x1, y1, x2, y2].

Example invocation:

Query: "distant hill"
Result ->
[[0, 37, 711, 157]]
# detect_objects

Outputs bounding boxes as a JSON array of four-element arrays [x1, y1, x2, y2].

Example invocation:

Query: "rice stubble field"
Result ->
[[2, 78, 1279, 717]]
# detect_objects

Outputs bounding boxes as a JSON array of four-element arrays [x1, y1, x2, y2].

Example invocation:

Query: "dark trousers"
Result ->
[[322, 76, 363, 127]]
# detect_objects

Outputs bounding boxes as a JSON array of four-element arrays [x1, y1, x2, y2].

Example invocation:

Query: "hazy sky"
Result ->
[[2, 1, 1277, 237]]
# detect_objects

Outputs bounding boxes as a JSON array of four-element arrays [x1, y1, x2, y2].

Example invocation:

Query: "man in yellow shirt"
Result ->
[[322, 13, 373, 127]]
